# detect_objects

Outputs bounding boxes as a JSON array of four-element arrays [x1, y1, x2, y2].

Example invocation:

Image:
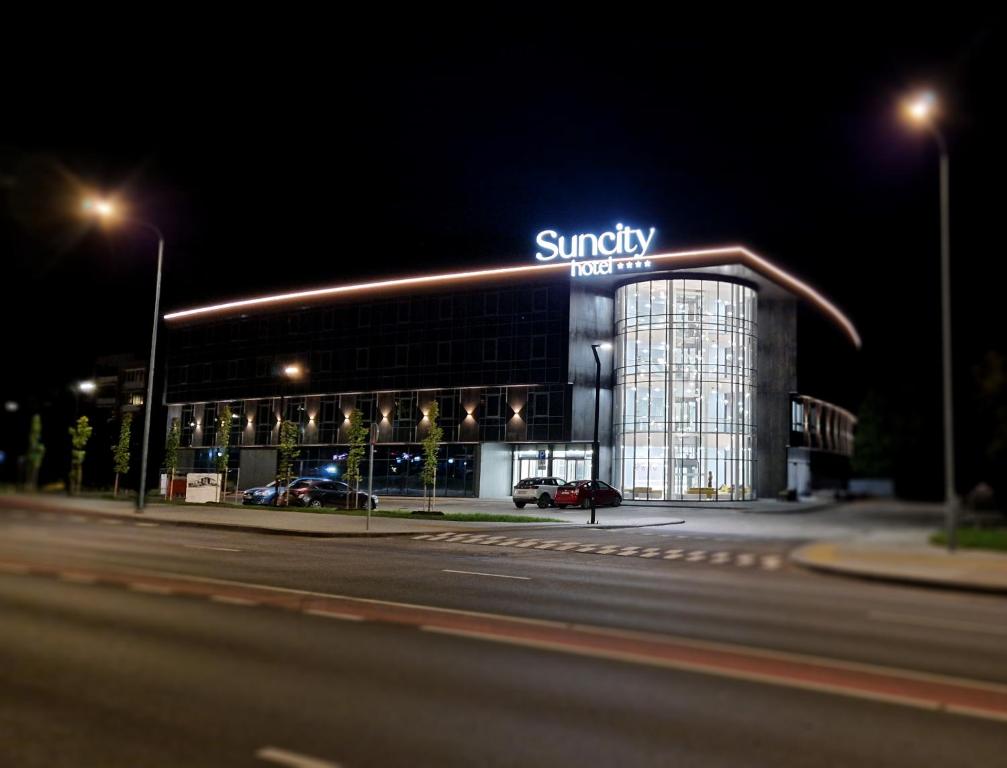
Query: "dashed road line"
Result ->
[[443, 569, 531, 581], [128, 582, 173, 595], [210, 595, 258, 606], [255, 745, 342, 768], [304, 609, 365, 622]]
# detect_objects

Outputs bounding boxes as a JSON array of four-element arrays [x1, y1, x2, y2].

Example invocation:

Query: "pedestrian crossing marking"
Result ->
[[410, 533, 783, 571]]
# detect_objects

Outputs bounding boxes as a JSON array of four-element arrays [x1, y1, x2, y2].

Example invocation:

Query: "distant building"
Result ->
[[91, 354, 147, 418]]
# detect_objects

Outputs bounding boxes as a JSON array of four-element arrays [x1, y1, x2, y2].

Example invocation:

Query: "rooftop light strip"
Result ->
[[162, 245, 860, 348]]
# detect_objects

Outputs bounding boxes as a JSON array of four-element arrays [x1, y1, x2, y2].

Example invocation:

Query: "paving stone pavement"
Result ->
[[412, 532, 786, 571]]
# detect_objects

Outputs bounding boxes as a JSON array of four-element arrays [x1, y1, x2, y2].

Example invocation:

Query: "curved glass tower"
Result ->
[[613, 278, 757, 501]]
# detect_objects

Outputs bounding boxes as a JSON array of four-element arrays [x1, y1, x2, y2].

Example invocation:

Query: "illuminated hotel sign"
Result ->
[[534, 224, 657, 277]]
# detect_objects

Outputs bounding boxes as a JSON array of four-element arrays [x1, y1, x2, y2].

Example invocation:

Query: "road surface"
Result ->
[[1, 504, 1005, 766]]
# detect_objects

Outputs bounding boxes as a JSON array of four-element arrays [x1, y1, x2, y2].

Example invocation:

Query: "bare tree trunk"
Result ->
[[431, 469, 437, 513], [114, 473, 120, 497]]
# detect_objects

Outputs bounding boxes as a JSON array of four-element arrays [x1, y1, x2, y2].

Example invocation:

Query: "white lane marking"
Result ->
[[735, 553, 757, 567], [553, 542, 582, 551], [710, 552, 732, 565], [685, 550, 707, 562], [616, 547, 642, 556], [412, 534, 432, 539], [663, 550, 684, 560], [442, 569, 531, 581], [596, 546, 621, 554], [640, 548, 663, 558], [515, 540, 542, 548], [128, 583, 173, 595], [869, 611, 1007, 637], [135, 521, 160, 527], [210, 595, 257, 606], [304, 609, 365, 622], [534, 540, 564, 549], [255, 746, 342, 768], [60, 573, 97, 584], [494, 538, 523, 546], [761, 555, 782, 570], [184, 545, 244, 552], [576, 545, 598, 552]]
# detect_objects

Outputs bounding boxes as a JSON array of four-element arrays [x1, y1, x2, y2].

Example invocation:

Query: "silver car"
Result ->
[[512, 477, 567, 509]]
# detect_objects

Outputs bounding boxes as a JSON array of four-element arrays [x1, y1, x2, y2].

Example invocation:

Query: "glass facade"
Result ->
[[613, 278, 757, 501]]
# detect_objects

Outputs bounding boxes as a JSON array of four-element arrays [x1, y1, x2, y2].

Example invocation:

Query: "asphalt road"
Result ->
[[1, 505, 1005, 767]]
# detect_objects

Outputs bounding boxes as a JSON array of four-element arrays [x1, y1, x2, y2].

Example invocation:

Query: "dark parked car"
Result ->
[[553, 480, 622, 509], [242, 480, 281, 505], [242, 477, 329, 506], [287, 479, 378, 510]]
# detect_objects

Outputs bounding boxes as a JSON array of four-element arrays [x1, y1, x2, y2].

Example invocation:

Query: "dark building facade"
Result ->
[[161, 245, 859, 500]]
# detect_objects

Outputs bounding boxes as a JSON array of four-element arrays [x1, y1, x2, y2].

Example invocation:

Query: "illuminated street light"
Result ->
[[283, 364, 302, 378], [83, 194, 165, 513], [77, 380, 97, 394], [900, 90, 957, 551]]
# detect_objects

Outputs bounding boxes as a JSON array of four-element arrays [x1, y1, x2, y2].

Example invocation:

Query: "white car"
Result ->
[[512, 477, 567, 509]]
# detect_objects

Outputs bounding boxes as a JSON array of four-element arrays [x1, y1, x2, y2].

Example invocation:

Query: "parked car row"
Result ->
[[242, 477, 378, 510], [512, 477, 622, 509]]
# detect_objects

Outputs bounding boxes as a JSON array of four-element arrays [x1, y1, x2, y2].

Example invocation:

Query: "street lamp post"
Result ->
[[82, 199, 164, 513], [903, 91, 956, 551], [275, 365, 302, 506], [590, 343, 609, 525]]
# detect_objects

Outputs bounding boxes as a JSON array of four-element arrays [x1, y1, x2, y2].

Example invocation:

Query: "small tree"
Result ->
[[421, 401, 443, 513], [276, 420, 300, 506], [214, 404, 233, 501], [25, 414, 45, 491], [112, 413, 133, 497], [67, 415, 93, 496], [344, 409, 368, 509], [164, 418, 181, 500]]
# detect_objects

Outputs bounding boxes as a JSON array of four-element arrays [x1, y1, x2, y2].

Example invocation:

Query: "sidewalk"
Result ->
[[0, 494, 520, 537], [791, 532, 1007, 594]]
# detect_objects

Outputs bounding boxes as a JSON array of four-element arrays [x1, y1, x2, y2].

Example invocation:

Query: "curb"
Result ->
[[790, 544, 1007, 596], [0, 496, 431, 539]]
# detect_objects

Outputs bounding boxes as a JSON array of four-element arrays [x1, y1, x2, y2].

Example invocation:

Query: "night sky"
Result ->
[[1, 21, 1003, 495]]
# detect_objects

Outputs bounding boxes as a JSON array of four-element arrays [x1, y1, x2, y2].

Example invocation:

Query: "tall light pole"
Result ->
[[902, 91, 956, 551], [589, 343, 611, 525], [275, 364, 302, 506], [83, 199, 164, 513]]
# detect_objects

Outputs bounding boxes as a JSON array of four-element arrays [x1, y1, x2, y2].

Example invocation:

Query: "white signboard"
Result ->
[[185, 473, 222, 504]]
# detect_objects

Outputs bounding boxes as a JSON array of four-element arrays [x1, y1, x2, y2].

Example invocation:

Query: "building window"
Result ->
[[531, 335, 547, 359], [484, 293, 499, 316], [483, 339, 497, 362], [437, 341, 451, 365], [395, 345, 409, 367], [128, 393, 145, 407], [533, 288, 548, 312], [356, 348, 369, 369]]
